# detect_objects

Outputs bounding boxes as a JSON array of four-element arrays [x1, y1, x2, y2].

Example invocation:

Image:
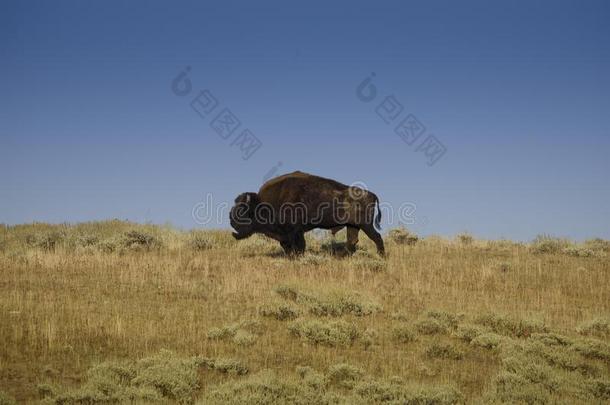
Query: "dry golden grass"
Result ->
[[0, 221, 608, 403]]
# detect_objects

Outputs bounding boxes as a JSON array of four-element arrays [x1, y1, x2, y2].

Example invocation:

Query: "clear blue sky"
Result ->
[[1, 0, 609, 241]]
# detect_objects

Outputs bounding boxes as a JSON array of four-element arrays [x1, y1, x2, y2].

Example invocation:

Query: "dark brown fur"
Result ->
[[230, 171, 385, 256]]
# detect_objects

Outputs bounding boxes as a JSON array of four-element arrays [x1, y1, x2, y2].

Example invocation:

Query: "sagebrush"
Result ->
[[0, 221, 608, 403]]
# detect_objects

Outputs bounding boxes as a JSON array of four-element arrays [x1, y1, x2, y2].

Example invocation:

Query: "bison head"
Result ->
[[230, 192, 259, 240]]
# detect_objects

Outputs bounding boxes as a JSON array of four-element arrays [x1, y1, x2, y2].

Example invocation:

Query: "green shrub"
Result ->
[[470, 333, 506, 350], [587, 378, 610, 401], [74, 233, 99, 248], [487, 370, 552, 404], [326, 363, 364, 389], [274, 284, 381, 317], [424, 342, 464, 360], [207, 320, 263, 344], [583, 238, 610, 253], [454, 324, 485, 343], [501, 349, 562, 389], [483, 339, 608, 403], [526, 333, 608, 370], [562, 246, 600, 258], [259, 301, 300, 321], [236, 235, 278, 256], [529, 333, 574, 347], [232, 330, 256, 346], [288, 319, 359, 347], [97, 236, 122, 253], [577, 318, 610, 339], [274, 284, 300, 301], [414, 311, 462, 335], [353, 379, 463, 404], [0, 391, 16, 405], [389, 312, 409, 322], [207, 327, 231, 340], [361, 328, 379, 350], [456, 232, 474, 245], [26, 231, 64, 251], [122, 230, 162, 251], [387, 227, 419, 245], [187, 230, 213, 251], [475, 313, 547, 338], [349, 251, 387, 271], [206, 366, 463, 405], [530, 235, 572, 254], [426, 310, 463, 330], [414, 318, 447, 335], [391, 325, 416, 344], [296, 366, 327, 390], [201, 358, 249, 375], [485, 239, 524, 252], [37, 383, 57, 399], [40, 350, 206, 404], [297, 253, 330, 266], [572, 338, 610, 361], [131, 350, 200, 401], [200, 370, 332, 404]]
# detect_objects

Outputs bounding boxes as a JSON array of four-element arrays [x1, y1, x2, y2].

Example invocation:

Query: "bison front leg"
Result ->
[[280, 239, 294, 255], [293, 231, 306, 255], [280, 232, 305, 256]]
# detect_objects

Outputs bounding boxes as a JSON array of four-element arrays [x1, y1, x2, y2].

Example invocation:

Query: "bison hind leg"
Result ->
[[280, 239, 293, 255], [329, 226, 342, 255], [361, 224, 385, 257], [293, 231, 306, 255]]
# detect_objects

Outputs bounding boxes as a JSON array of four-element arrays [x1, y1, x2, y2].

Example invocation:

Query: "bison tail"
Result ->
[[374, 195, 382, 232]]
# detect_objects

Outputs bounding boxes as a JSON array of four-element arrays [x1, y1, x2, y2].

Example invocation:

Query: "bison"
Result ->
[[230, 171, 385, 256]]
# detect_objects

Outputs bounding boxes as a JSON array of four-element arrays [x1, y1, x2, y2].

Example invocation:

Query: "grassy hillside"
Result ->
[[0, 221, 608, 404]]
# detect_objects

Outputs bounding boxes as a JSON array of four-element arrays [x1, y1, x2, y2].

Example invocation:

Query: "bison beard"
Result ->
[[229, 171, 385, 256]]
